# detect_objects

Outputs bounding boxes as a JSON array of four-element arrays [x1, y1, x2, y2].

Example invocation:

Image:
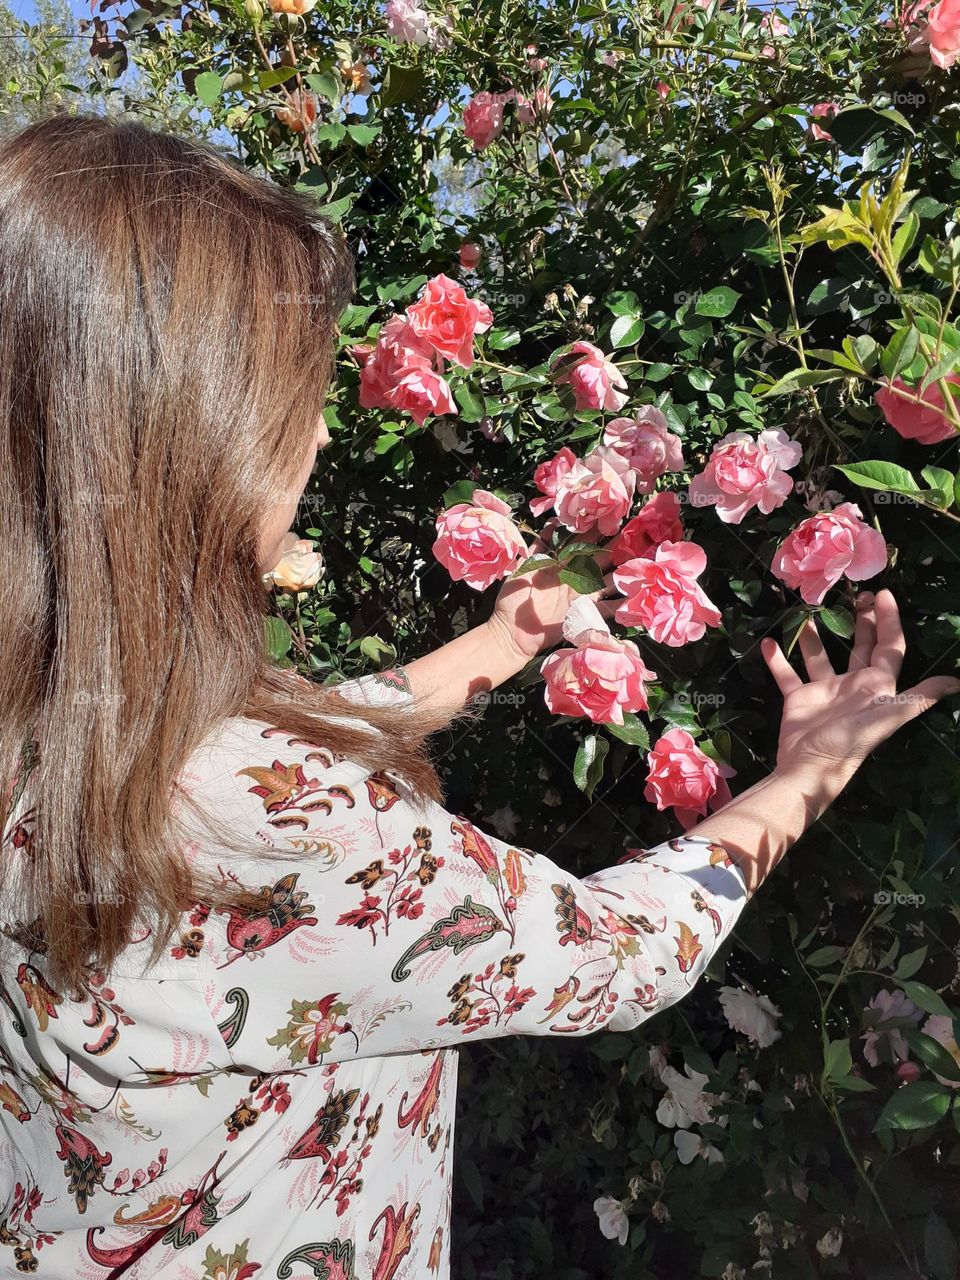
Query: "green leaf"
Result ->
[[894, 946, 928, 980], [807, 945, 846, 967], [558, 555, 605, 595], [258, 66, 298, 91], [305, 70, 339, 101], [824, 1038, 853, 1082], [443, 479, 479, 507], [610, 314, 645, 348], [880, 325, 920, 379], [264, 616, 293, 661], [606, 290, 641, 316], [694, 286, 740, 318], [194, 71, 223, 106], [455, 383, 485, 422], [920, 347, 960, 391], [875, 1079, 952, 1131], [921, 466, 955, 509], [347, 123, 380, 147], [834, 461, 920, 494], [359, 635, 396, 666], [759, 367, 844, 397], [902, 1029, 960, 1083], [605, 714, 650, 749], [379, 63, 425, 108], [900, 981, 956, 1018], [574, 734, 609, 798], [819, 606, 854, 638]]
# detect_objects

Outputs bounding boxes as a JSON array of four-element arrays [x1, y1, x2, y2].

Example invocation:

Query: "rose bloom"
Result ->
[[384, 0, 433, 44], [339, 58, 372, 95], [921, 1014, 960, 1088], [462, 90, 512, 151], [517, 86, 553, 124], [875, 374, 960, 445], [656, 79, 671, 101], [771, 502, 887, 606], [459, 241, 482, 270], [406, 273, 493, 369], [861, 989, 922, 1067], [688, 429, 802, 524], [759, 10, 790, 55], [432, 489, 527, 590], [553, 341, 628, 412], [809, 101, 837, 141], [542, 622, 657, 726], [274, 89, 318, 133], [553, 446, 636, 536], [928, 0, 960, 66], [613, 541, 722, 646], [264, 534, 324, 592], [603, 406, 684, 493], [718, 985, 783, 1048], [269, 0, 316, 12], [358, 314, 433, 410], [645, 728, 734, 829], [594, 1197, 629, 1247], [388, 364, 456, 426], [530, 446, 577, 517], [608, 492, 684, 565]]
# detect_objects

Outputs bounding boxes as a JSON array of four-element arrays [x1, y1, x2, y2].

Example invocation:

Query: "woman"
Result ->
[[0, 113, 955, 1280]]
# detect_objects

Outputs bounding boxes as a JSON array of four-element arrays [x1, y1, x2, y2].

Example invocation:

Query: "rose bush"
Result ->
[[11, 0, 960, 1273]]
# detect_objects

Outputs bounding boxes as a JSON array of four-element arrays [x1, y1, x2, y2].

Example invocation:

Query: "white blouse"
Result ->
[[0, 669, 749, 1278]]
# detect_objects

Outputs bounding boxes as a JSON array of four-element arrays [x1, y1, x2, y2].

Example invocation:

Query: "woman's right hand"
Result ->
[[761, 589, 960, 784]]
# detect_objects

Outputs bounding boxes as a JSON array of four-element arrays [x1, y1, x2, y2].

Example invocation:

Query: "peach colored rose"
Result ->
[[459, 241, 482, 270], [270, 0, 316, 13], [553, 446, 636, 536], [603, 407, 684, 493], [553, 341, 629, 412], [463, 91, 512, 151], [530, 446, 577, 517], [274, 89, 318, 133], [688, 429, 802, 524], [645, 728, 734, 830], [432, 489, 528, 590], [264, 534, 324, 592], [388, 365, 456, 426], [613, 540, 721, 646], [542, 601, 657, 726], [771, 502, 887, 606], [608, 492, 684, 565], [875, 375, 960, 445], [406, 273, 493, 369], [809, 102, 837, 141], [339, 58, 372, 96]]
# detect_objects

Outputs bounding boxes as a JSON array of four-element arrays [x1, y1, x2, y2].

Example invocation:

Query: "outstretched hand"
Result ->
[[761, 589, 960, 776]]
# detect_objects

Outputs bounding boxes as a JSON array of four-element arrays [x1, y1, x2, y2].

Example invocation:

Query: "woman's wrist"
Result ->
[[481, 613, 536, 680], [772, 752, 860, 807]]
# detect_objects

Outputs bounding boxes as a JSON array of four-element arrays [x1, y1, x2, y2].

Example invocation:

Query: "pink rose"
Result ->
[[432, 489, 528, 591], [459, 241, 482, 270], [388, 364, 456, 426], [358, 314, 433, 411], [861, 989, 922, 1067], [929, 0, 960, 67], [613, 541, 722, 646], [516, 86, 553, 124], [771, 502, 887, 606], [656, 79, 671, 100], [463, 91, 512, 151], [542, 605, 657, 725], [645, 728, 734, 830], [603, 407, 684, 493], [384, 0, 433, 45], [688, 429, 802, 524], [553, 341, 629, 412], [608, 492, 684, 565], [553, 446, 636, 536], [406, 273, 493, 370], [530, 446, 577, 517], [809, 102, 837, 141], [875, 375, 960, 445], [759, 11, 789, 55]]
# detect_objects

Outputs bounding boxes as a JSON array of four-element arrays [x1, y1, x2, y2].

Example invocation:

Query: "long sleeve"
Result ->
[[193, 672, 749, 1071]]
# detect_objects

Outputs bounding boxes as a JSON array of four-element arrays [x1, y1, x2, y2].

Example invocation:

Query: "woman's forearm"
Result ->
[[402, 616, 528, 718], [682, 756, 859, 899]]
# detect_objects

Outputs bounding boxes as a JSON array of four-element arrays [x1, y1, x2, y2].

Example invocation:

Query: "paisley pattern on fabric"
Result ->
[[0, 668, 748, 1278]]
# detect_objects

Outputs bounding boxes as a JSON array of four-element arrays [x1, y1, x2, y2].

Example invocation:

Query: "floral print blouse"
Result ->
[[0, 669, 749, 1279]]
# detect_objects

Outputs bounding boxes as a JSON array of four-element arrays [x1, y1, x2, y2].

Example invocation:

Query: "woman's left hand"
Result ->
[[486, 541, 616, 663]]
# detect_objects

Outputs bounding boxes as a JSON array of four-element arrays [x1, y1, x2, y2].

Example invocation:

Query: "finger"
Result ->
[[871, 589, 906, 679], [798, 618, 835, 681], [887, 675, 960, 726], [848, 592, 877, 672], [761, 637, 803, 696]]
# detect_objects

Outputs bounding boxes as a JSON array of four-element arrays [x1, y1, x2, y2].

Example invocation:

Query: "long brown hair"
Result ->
[[0, 111, 445, 993]]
